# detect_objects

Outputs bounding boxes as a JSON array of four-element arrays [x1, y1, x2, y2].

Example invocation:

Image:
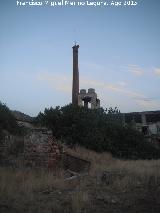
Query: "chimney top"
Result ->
[[72, 44, 79, 49]]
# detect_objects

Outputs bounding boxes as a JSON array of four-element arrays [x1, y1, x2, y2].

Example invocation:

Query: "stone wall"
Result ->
[[0, 129, 62, 169], [62, 153, 91, 173], [24, 129, 49, 167], [0, 128, 91, 173]]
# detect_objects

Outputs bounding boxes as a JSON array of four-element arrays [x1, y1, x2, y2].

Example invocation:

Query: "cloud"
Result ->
[[80, 77, 160, 109], [117, 81, 127, 87], [153, 68, 160, 77], [128, 65, 144, 76], [37, 72, 71, 94], [36, 72, 133, 99], [135, 99, 160, 109], [37, 72, 144, 100], [133, 97, 155, 102], [80, 77, 144, 100], [36, 72, 160, 110], [131, 97, 160, 109], [80, 77, 104, 87], [81, 62, 105, 71]]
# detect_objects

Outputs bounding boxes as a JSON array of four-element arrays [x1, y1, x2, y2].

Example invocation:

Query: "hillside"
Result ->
[[0, 103, 33, 137], [11, 110, 34, 122]]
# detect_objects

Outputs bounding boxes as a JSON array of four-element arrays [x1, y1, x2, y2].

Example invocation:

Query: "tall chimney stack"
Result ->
[[72, 44, 79, 106]]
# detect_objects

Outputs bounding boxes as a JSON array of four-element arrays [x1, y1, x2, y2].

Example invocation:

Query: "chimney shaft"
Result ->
[[72, 44, 79, 106]]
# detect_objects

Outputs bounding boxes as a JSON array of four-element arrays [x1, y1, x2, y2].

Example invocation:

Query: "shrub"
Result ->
[[35, 104, 160, 159]]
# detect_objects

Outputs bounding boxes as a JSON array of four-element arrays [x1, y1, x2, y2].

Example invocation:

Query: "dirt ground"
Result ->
[[1, 147, 160, 213], [0, 169, 160, 213]]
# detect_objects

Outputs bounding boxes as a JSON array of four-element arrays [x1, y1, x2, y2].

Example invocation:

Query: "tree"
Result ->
[[0, 102, 19, 135], [35, 104, 160, 159]]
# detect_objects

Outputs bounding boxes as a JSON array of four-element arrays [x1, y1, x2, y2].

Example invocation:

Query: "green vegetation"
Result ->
[[0, 102, 23, 138], [35, 104, 160, 159], [1, 102, 159, 159], [0, 102, 17, 135]]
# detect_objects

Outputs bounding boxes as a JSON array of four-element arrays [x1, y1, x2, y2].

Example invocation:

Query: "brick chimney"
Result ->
[[72, 44, 79, 106]]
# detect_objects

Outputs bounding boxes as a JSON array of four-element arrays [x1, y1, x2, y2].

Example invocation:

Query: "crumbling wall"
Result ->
[[62, 153, 91, 173], [0, 129, 63, 169], [24, 130, 49, 167], [23, 129, 63, 168], [0, 129, 91, 173]]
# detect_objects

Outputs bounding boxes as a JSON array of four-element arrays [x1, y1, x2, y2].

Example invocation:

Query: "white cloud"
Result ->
[[80, 77, 144, 100], [36, 72, 132, 99], [37, 72, 72, 94], [80, 77, 104, 87], [128, 64, 144, 76], [36, 72, 160, 110], [153, 68, 160, 77], [135, 99, 160, 109], [117, 81, 127, 87], [37, 72, 144, 100]]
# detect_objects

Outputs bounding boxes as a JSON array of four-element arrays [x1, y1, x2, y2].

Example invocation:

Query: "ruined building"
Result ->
[[124, 111, 160, 143], [78, 88, 100, 109], [72, 44, 100, 109]]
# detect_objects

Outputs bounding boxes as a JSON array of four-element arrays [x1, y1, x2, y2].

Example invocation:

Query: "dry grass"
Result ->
[[0, 166, 91, 213], [1, 146, 160, 212], [0, 167, 71, 212], [71, 190, 89, 213], [64, 145, 160, 189], [65, 144, 160, 172], [0, 167, 65, 199]]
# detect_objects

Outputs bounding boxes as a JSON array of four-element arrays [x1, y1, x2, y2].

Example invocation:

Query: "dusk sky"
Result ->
[[0, 0, 160, 116]]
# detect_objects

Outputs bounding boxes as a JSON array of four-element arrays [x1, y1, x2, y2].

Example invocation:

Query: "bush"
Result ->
[[35, 104, 160, 159], [0, 102, 21, 136]]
